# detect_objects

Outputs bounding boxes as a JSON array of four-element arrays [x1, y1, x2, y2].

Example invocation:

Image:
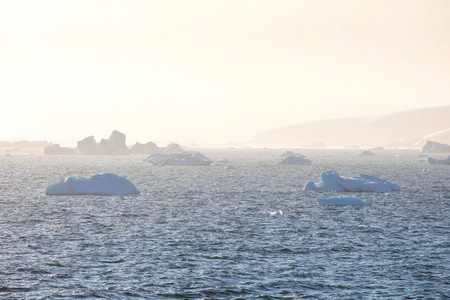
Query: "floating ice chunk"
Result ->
[[317, 197, 372, 206], [421, 141, 450, 153], [46, 173, 140, 195], [144, 152, 213, 166], [304, 170, 400, 192], [225, 165, 237, 170], [428, 156, 450, 165], [279, 156, 311, 165]]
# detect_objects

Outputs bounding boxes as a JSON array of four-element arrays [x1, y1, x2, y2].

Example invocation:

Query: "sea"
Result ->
[[0, 148, 448, 299]]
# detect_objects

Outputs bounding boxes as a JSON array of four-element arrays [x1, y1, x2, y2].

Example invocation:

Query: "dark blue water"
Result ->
[[0, 149, 449, 299]]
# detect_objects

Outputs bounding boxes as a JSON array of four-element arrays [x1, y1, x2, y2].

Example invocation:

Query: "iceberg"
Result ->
[[44, 144, 77, 155], [428, 156, 450, 165], [46, 173, 140, 195], [129, 142, 184, 154], [77, 136, 105, 155], [304, 170, 400, 192], [280, 151, 305, 158], [77, 130, 130, 155], [162, 143, 185, 154], [129, 142, 159, 154], [317, 197, 372, 206], [421, 141, 450, 153], [144, 152, 213, 166], [279, 156, 311, 165]]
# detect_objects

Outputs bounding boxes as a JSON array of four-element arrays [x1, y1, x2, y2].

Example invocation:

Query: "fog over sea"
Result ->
[[0, 148, 448, 299]]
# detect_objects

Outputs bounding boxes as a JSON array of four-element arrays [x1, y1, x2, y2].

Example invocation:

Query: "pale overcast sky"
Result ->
[[1, 0, 449, 144]]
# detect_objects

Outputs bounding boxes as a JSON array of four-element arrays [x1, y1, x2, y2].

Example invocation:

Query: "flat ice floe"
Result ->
[[144, 152, 213, 166], [279, 156, 311, 165], [46, 173, 140, 195], [304, 170, 400, 192], [317, 197, 372, 206]]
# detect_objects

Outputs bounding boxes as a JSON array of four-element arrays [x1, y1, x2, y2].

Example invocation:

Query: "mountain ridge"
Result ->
[[247, 106, 450, 147]]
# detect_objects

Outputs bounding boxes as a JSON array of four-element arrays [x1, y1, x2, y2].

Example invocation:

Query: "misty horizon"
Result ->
[[1, 0, 450, 145]]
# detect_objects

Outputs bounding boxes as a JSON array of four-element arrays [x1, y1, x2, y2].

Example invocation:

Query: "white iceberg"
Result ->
[[144, 152, 213, 166], [77, 136, 106, 155], [279, 156, 311, 165], [317, 197, 372, 206], [77, 130, 129, 155], [129, 142, 184, 154], [46, 173, 140, 195], [162, 143, 185, 154], [44, 144, 77, 155], [129, 142, 159, 154], [428, 156, 450, 165], [304, 170, 400, 192], [421, 140, 450, 153]]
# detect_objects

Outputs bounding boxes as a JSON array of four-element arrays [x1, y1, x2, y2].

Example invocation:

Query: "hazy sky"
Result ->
[[1, 0, 449, 144]]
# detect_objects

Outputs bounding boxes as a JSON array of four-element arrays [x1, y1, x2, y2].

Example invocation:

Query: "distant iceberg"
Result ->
[[317, 197, 372, 206], [129, 142, 184, 154], [144, 152, 213, 166], [44, 144, 77, 155], [46, 173, 140, 195], [279, 156, 311, 165], [129, 142, 159, 154], [421, 141, 450, 153], [280, 151, 305, 158], [304, 170, 400, 192], [359, 150, 375, 156], [428, 156, 450, 165], [77, 130, 130, 155]]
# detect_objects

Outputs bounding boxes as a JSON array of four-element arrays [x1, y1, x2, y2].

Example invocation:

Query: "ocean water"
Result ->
[[0, 148, 448, 299]]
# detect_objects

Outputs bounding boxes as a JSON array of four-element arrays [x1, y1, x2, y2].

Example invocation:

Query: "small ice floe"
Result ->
[[225, 165, 237, 170], [317, 197, 372, 206], [427, 156, 450, 165], [46, 173, 140, 195], [279, 156, 311, 165], [264, 210, 283, 216], [304, 170, 400, 192], [359, 150, 375, 156], [143, 152, 213, 166]]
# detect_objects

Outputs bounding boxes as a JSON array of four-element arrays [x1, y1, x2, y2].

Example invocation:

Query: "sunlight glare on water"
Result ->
[[0, 148, 448, 299]]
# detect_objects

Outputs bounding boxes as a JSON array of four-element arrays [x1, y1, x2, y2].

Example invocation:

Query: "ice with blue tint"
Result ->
[[46, 173, 140, 195], [317, 197, 372, 206], [304, 170, 400, 192]]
